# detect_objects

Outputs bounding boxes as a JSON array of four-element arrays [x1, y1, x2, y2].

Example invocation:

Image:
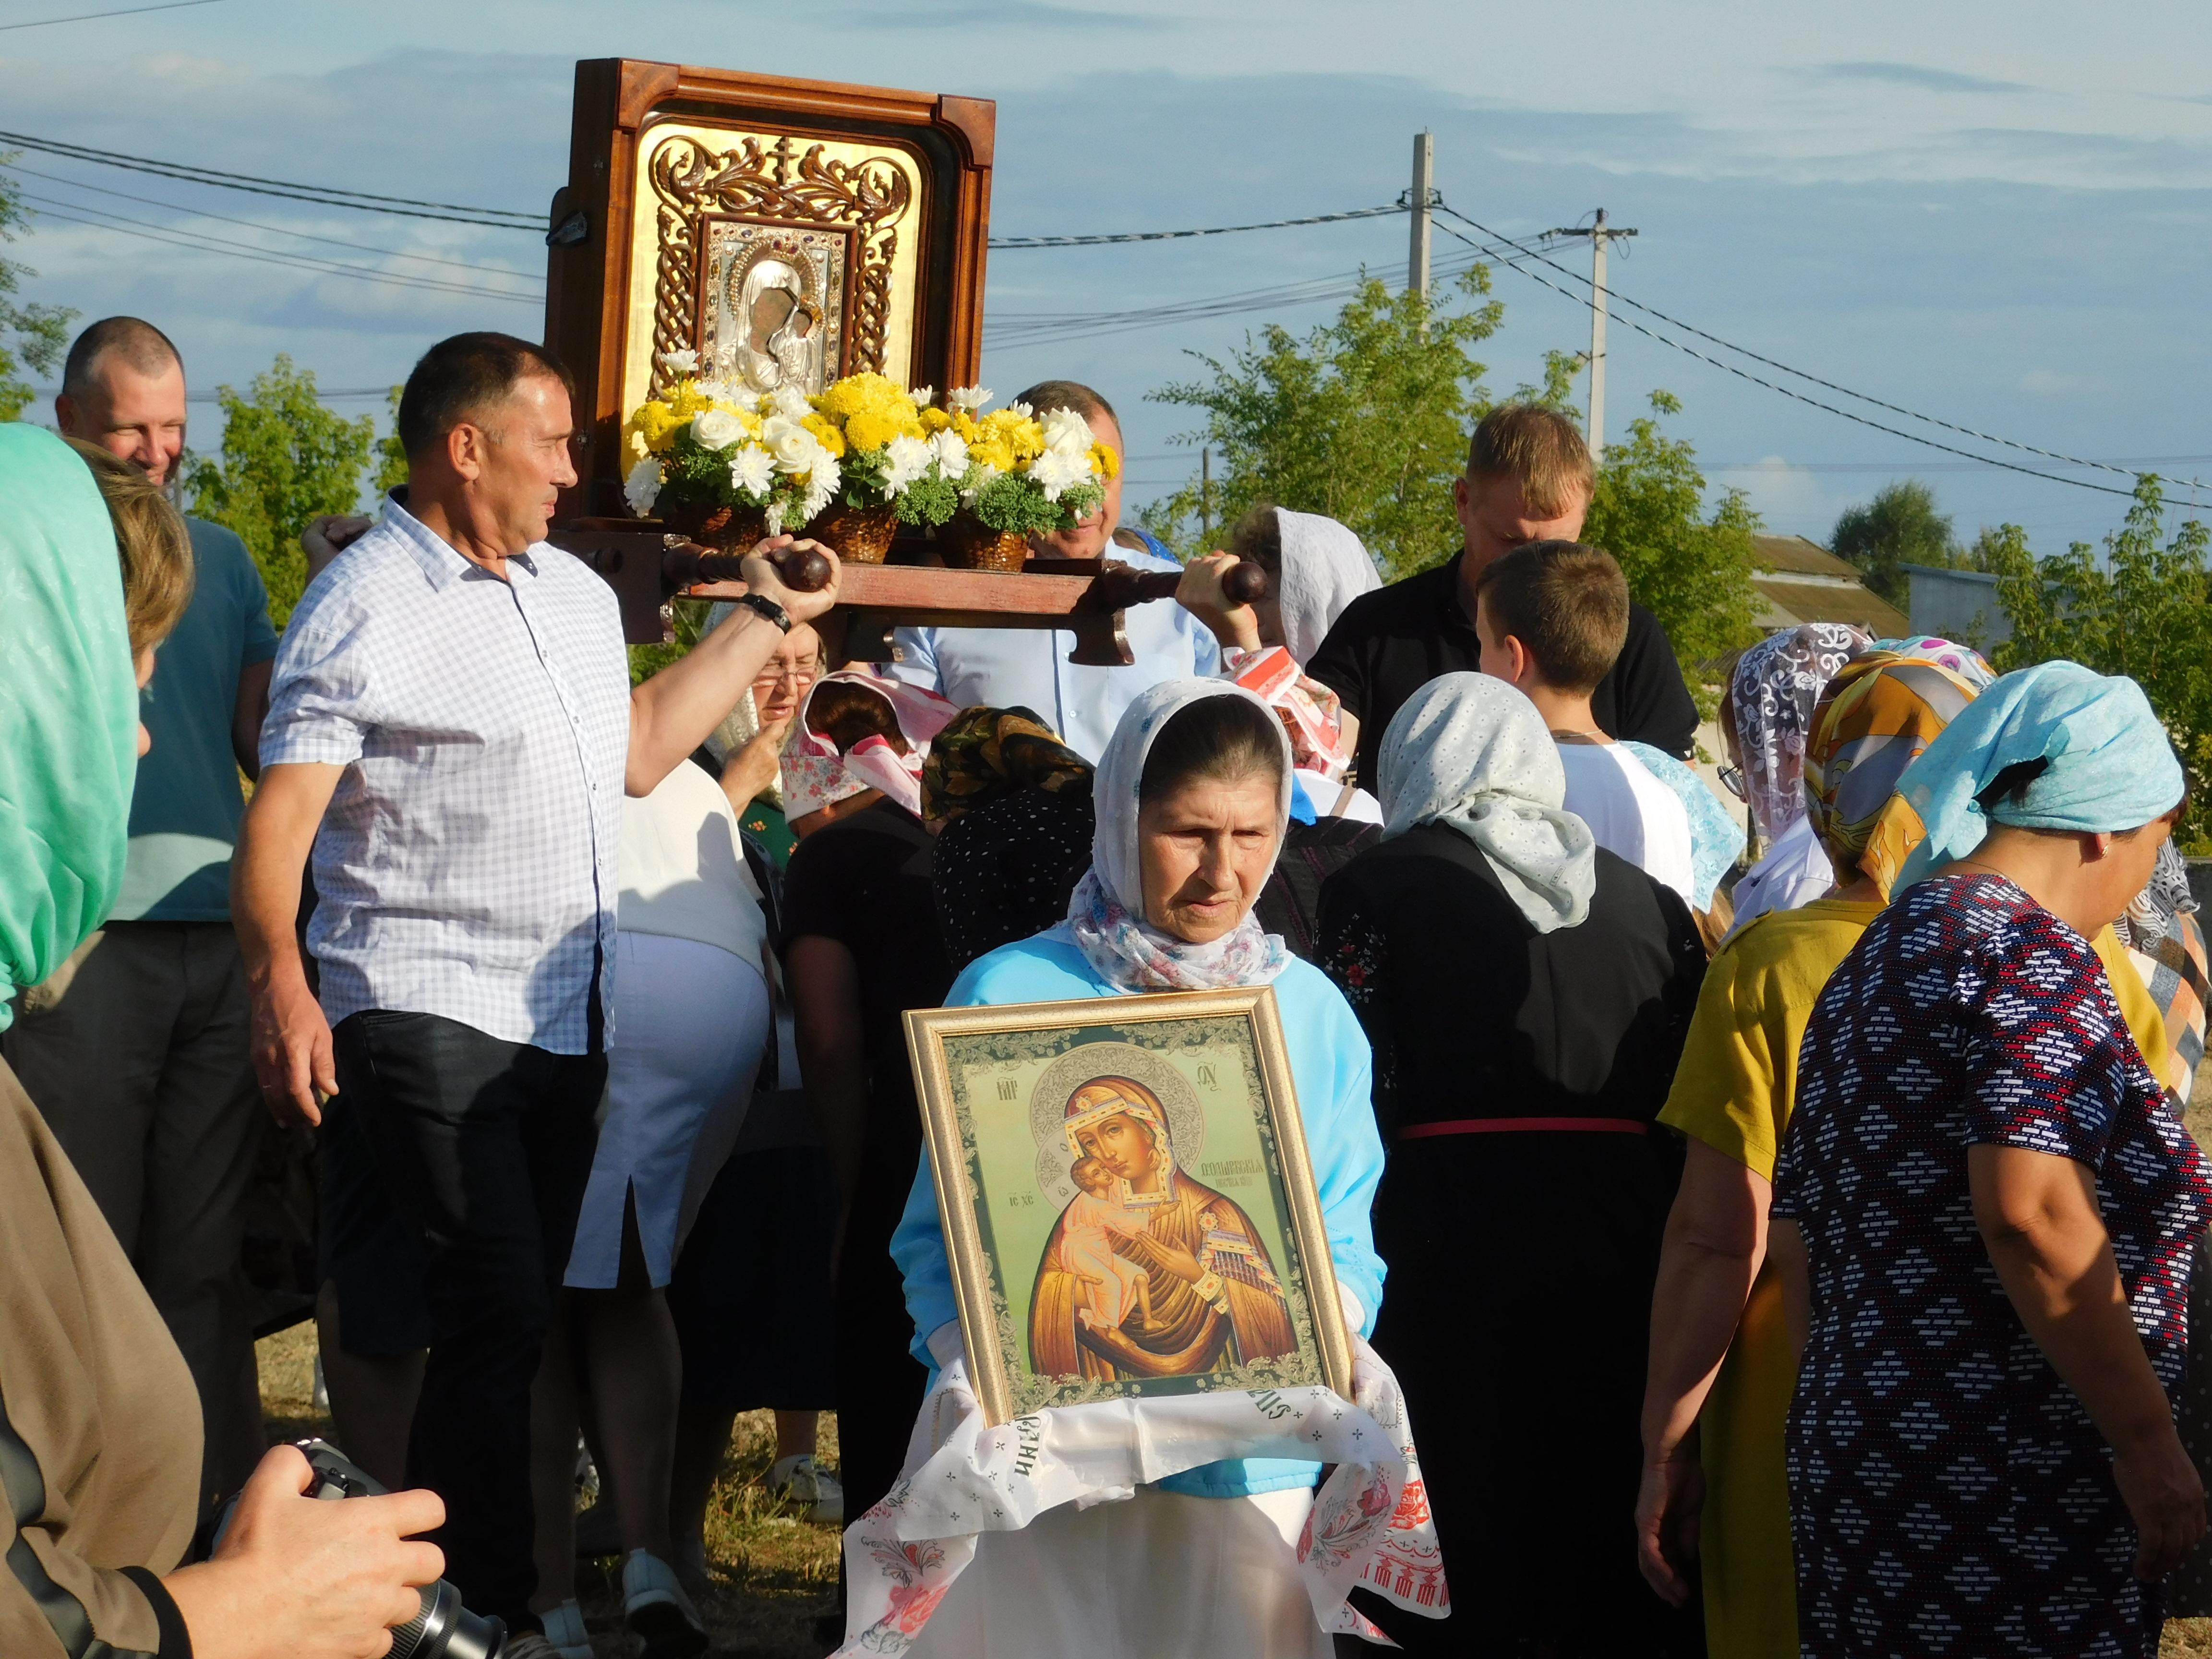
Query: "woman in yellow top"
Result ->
[[1631, 639, 2184, 1659]]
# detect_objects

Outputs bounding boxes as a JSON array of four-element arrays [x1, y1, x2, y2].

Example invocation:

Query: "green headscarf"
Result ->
[[0, 424, 137, 1029]]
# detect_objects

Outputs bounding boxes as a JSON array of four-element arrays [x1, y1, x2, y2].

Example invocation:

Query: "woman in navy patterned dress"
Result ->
[[1770, 662, 2207, 1657]]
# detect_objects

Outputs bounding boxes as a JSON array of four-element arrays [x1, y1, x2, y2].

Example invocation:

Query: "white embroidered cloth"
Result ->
[[835, 1335, 1448, 1653]]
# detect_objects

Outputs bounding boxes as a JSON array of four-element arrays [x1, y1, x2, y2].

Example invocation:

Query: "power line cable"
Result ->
[[0, 0, 220, 29], [987, 235, 1563, 350], [2, 161, 544, 281], [22, 195, 541, 302], [0, 128, 543, 229], [1427, 213, 2143, 498], [988, 202, 1406, 250], [1433, 202, 2148, 484]]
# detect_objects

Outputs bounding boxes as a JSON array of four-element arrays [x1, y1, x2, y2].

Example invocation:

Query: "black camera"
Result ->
[[213, 1438, 505, 1659]]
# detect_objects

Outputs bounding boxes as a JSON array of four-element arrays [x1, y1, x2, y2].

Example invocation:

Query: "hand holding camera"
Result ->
[[167, 1441, 485, 1659]]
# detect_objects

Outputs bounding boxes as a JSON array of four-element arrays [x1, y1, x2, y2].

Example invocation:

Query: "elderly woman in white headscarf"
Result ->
[[1719, 623, 1871, 934], [882, 678, 1391, 1658], [1316, 673, 1708, 1655], [1180, 505, 1382, 819]]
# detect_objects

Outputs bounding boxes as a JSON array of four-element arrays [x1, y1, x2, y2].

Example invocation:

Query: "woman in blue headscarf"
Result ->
[[1768, 660, 2207, 1659]]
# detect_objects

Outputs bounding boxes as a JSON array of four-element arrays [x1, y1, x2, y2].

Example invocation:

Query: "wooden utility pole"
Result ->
[[1407, 131, 1434, 301], [1546, 208, 1637, 459]]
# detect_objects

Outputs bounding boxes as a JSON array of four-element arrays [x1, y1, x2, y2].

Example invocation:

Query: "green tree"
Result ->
[[1984, 478, 2212, 844], [0, 161, 77, 421], [1830, 480, 1956, 606], [1141, 267, 1502, 577], [1581, 390, 1763, 709], [185, 355, 374, 626], [372, 384, 408, 497]]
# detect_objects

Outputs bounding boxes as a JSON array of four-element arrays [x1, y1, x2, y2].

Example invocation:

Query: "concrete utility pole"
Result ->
[[1201, 446, 1214, 543], [1546, 207, 1637, 459], [1407, 131, 1434, 302]]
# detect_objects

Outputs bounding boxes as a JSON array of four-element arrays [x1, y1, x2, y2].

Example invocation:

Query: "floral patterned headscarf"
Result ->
[[1063, 678, 1293, 991], [1801, 637, 1993, 898], [920, 705, 1092, 824], [1728, 623, 1871, 842]]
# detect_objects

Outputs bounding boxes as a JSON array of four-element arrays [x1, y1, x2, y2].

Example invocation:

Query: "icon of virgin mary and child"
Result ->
[[1029, 1076, 1296, 1382]]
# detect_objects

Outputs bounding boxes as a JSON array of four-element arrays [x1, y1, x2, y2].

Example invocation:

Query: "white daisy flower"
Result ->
[[948, 385, 991, 413], [623, 457, 662, 516], [1031, 445, 1089, 503], [884, 433, 933, 493], [658, 348, 699, 375], [729, 444, 776, 497], [929, 430, 970, 475]]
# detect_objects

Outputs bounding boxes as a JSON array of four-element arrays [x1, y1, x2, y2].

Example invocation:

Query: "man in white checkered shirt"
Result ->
[[230, 332, 840, 1641]]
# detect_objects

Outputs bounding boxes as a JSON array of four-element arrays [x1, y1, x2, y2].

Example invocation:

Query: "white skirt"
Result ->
[[907, 1486, 1333, 1659], [565, 931, 769, 1289]]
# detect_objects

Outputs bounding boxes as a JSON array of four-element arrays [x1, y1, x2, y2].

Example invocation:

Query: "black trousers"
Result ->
[[332, 1010, 604, 1631]]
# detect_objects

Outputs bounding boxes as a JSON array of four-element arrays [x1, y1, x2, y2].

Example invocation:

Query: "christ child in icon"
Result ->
[[1057, 1155, 1153, 1334]]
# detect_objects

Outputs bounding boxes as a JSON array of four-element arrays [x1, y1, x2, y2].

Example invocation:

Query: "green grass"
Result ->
[[255, 1322, 841, 1658]]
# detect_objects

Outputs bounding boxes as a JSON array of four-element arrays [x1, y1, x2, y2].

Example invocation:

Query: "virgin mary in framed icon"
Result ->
[[904, 986, 1354, 1425]]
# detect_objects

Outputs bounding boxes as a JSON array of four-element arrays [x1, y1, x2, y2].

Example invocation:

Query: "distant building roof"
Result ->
[[1748, 534, 1910, 637]]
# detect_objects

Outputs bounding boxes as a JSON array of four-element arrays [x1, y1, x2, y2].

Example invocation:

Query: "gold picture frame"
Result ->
[[904, 987, 1354, 1426]]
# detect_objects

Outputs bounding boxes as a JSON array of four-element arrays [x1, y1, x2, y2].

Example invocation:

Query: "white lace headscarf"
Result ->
[[1377, 673, 1596, 934], [1728, 623, 1869, 843], [1273, 508, 1381, 666]]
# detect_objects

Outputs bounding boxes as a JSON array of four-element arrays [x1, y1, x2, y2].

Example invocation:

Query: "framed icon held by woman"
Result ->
[[904, 986, 1354, 1426]]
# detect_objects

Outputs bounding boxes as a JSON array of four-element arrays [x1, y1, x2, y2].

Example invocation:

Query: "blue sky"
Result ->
[[5, 0, 2208, 554]]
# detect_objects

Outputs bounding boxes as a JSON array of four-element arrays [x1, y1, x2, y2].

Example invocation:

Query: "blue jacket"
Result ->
[[890, 929, 1385, 1498]]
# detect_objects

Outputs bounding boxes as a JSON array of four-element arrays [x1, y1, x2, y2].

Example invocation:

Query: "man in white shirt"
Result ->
[[231, 331, 839, 1640], [888, 379, 1220, 760], [1472, 540, 1697, 907]]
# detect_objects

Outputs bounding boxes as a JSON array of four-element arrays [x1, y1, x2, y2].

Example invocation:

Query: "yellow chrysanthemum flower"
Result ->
[[634, 402, 684, 454], [1090, 441, 1119, 479], [843, 410, 900, 454], [969, 437, 1016, 473], [667, 380, 714, 418], [921, 408, 953, 434], [800, 414, 848, 458]]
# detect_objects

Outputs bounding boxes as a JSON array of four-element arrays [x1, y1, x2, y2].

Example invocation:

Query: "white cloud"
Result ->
[[1723, 457, 1843, 541]]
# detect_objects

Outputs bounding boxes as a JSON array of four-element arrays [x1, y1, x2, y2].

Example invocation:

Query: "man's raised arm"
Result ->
[[625, 538, 842, 796], [230, 762, 342, 1127]]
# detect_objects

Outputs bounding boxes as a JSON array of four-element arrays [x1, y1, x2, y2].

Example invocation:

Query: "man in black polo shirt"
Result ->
[[1307, 404, 1699, 785]]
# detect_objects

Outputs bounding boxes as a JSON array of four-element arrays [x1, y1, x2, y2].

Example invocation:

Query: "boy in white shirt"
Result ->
[[1472, 540, 1698, 906]]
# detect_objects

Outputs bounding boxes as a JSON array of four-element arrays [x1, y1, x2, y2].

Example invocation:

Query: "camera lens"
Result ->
[[386, 1579, 505, 1659]]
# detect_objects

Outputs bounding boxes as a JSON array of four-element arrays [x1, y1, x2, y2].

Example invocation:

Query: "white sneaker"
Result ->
[[767, 1453, 845, 1526], [622, 1548, 708, 1659], [539, 1599, 594, 1659]]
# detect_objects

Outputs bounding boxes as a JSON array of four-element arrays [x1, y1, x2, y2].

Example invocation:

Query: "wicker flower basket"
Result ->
[[655, 493, 769, 551], [802, 499, 898, 565], [937, 511, 1031, 573]]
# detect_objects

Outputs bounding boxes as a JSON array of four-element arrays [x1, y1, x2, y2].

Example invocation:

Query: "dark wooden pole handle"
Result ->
[[661, 539, 835, 592], [1085, 558, 1268, 611]]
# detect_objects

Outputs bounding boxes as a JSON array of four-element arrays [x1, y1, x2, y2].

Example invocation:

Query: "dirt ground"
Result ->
[[256, 1322, 841, 1659]]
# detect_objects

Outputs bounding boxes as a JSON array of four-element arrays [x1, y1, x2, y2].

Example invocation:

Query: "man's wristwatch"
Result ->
[[733, 592, 793, 633]]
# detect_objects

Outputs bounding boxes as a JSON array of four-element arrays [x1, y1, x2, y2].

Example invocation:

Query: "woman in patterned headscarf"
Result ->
[[1769, 662, 2202, 1656], [1718, 623, 1869, 935], [1636, 641, 2181, 1659], [922, 706, 1098, 972]]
